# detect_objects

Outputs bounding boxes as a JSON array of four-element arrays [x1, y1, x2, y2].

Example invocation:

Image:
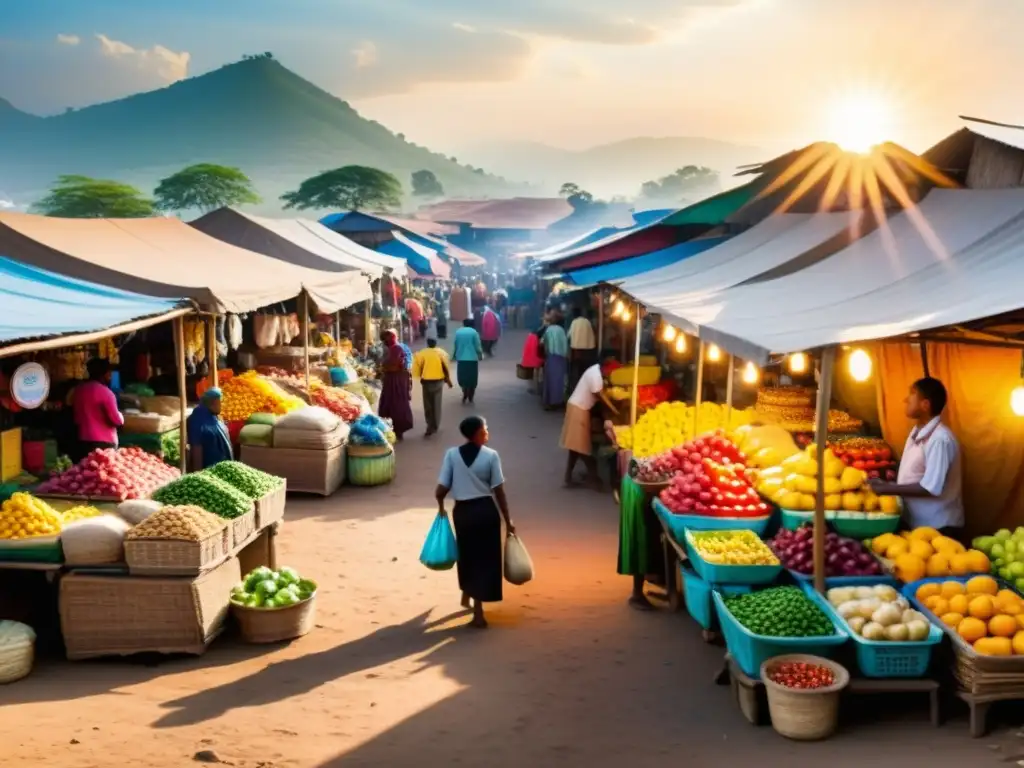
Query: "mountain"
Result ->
[[462, 136, 766, 199], [0, 57, 522, 213]]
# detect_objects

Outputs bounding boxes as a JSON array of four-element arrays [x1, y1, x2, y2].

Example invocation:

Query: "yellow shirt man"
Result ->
[[413, 342, 452, 383]]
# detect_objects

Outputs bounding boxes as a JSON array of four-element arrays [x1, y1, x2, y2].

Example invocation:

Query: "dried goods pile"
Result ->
[[755, 386, 862, 433], [37, 447, 180, 500], [309, 382, 365, 422], [125, 505, 226, 541], [61, 505, 104, 523], [152, 474, 251, 519]]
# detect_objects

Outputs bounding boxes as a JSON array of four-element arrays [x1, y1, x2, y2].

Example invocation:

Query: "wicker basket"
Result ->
[[241, 445, 344, 496], [60, 557, 240, 659], [229, 508, 257, 550], [348, 449, 396, 486], [124, 528, 229, 576], [346, 443, 393, 458], [760, 655, 850, 740], [255, 483, 287, 528], [122, 412, 180, 435], [0, 634, 34, 684], [232, 593, 317, 644]]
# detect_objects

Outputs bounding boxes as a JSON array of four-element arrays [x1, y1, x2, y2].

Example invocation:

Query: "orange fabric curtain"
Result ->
[[877, 342, 1024, 537]]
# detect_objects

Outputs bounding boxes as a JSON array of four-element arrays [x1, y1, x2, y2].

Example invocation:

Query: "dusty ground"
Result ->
[[1, 331, 1022, 767]]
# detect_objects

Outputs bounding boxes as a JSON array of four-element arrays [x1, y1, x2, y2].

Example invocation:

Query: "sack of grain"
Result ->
[[61, 515, 131, 565], [239, 424, 274, 447], [116, 499, 164, 525], [275, 406, 341, 433]]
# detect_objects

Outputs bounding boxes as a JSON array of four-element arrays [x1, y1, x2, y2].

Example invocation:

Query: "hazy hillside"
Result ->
[[463, 136, 765, 199], [0, 57, 523, 213]]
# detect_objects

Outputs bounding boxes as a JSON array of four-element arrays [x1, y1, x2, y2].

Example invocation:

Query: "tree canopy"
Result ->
[[281, 166, 403, 211], [640, 165, 719, 202], [31, 175, 155, 218], [153, 163, 261, 213], [411, 169, 444, 197]]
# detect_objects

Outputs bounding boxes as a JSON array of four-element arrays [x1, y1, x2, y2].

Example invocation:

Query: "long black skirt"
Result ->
[[453, 496, 503, 602]]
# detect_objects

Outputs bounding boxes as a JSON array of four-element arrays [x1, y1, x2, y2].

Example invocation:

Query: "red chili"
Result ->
[[769, 662, 834, 689]]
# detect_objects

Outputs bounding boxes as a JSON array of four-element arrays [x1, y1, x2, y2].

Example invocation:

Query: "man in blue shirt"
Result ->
[[452, 318, 483, 404]]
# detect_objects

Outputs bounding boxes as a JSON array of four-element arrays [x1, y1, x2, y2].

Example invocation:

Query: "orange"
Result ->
[[958, 616, 988, 644], [950, 553, 972, 576], [927, 553, 951, 577], [990, 615, 1018, 638], [997, 589, 1020, 605], [871, 533, 897, 556], [910, 526, 940, 542], [1013, 631, 1024, 656], [908, 540, 935, 560], [916, 583, 941, 602], [927, 596, 950, 616], [948, 594, 970, 616], [940, 580, 965, 599], [996, 596, 1022, 616], [965, 550, 991, 575], [940, 612, 964, 628], [1016, 614, 1024, 631], [966, 576, 999, 596], [894, 553, 926, 583], [886, 539, 910, 559], [974, 637, 1013, 656], [932, 535, 966, 555], [968, 595, 996, 621]]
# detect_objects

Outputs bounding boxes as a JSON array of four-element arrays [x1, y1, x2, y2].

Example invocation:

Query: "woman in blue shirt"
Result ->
[[436, 416, 515, 628], [186, 388, 233, 470], [452, 318, 484, 404]]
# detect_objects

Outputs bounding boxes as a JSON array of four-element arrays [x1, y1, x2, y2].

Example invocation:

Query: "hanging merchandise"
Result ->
[[97, 337, 119, 364], [254, 315, 279, 349], [182, 320, 206, 365], [227, 315, 244, 350]]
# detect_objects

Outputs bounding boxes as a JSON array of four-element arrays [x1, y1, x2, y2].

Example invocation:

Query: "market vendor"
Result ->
[[869, 377, 964, 541], [560, 351, 618, 489], [186, 388, 233, 470], [72, 358, 124, 461]]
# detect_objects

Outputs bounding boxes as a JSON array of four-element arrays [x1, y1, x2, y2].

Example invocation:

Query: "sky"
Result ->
[[1, 0, 1021, 155]]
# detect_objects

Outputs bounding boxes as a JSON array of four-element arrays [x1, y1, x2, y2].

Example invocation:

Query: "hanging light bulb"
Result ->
[[662, 325, 678, 343], [621, 308, 632, 322], [707, 343, 722, 362], [612, 300, 624, 318], [674, 335, 687, 354], [788, 352, 808, 374], [1012, 387, 1024, 417], [848, 348, 872, 382], [742, 361, 759, 385]]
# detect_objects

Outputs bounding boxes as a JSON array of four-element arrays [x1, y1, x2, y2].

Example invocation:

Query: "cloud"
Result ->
[[0, 34, 190, 114], [351, 41, 378, 69]]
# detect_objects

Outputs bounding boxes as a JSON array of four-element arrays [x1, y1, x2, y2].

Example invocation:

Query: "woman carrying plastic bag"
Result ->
[[419, 512, 458, 570]]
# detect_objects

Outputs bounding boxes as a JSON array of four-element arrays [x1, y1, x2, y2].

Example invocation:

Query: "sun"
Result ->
[[825, 91, 895, 154]]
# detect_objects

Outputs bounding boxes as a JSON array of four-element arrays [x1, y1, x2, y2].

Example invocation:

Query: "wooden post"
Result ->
[[694, 341, 705, 438], [174, 317, 188, 475], [335, 311, 341, 343], [725, 354, 735, 427], [363, 296, 371, 355], [630, 308, 642, 428], [597, 287, 605, 351], [301, 292, 311, 395], [813, 345, 837, 595], [206, 314, 218, 387]]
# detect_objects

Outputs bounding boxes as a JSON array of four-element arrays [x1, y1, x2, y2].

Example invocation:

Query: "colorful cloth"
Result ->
[[542, 324, 569, 358], [457, 360, 479, 390], [480, 308, 502, 342], [617, 476, 650, 577], [521, 332, 543, 369], [560, 403, 592, 455], [453, 326, 483, 362], [379, 344, 414, 436], [542, 353, 568, 407], [73, 380, 124, 444]]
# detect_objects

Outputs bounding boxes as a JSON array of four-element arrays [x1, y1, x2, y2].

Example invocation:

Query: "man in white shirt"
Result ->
[[560, 353, 617, 488], [567, 307, 597, 392], [869, 377, 964, 541]]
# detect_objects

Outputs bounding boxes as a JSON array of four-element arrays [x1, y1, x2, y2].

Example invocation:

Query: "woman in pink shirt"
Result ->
[[72, 359, 124, 461]]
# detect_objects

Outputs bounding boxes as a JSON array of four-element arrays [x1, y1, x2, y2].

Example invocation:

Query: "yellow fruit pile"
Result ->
[[0, 493, 63, 540], [61, 505, 104, 524], [614, 402, 756, 458], [730, 424, 800, 469], [221, 371, 306, 422], [764, 444, 899, 513], [875, 528, 991, 582], [689, 530, 779, 566], [916, 576, 1024, 655]]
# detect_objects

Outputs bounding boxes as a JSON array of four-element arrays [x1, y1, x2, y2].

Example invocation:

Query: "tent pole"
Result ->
[[694, 341, 705, 438], [630, 308, 642, 428], [174, 317, 188, 475], [207, 314, 218, 389], [813, 345, 837, 595], [302, 292, 311, 395], [597, 287, 605, 352], [364, 290, 372, 356], [725, 354, 734, 427]]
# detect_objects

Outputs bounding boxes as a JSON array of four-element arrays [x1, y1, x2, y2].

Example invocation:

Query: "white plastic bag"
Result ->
[[61, 515, 131, 565], [275, 406, 341, 433], [116, 499, 163, 525], [503, 534, 534, 586]]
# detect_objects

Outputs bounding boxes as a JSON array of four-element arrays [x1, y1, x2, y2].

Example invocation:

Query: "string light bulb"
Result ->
[[662, 325, 677, 342], [742, 361, 759, 385], [621, 308, 632, 322], [789, 352, 808, 374], [707, 343, 722, 362], [674, 335, 687, 354], [612, 300, 624, 318], [848, 348, 872, 382]]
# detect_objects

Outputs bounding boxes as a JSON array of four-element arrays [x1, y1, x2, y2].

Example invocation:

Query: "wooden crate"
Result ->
[[59, 557, 241, 659], [124, 528, 229, 576]]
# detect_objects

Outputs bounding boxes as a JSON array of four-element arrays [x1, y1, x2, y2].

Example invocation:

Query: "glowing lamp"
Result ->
[[707, 344, 722, 362], [662, 325, 677, 342], [742, 361, 759, 385], [848, 348, 872, 382], [674, 335, 687, 354], [621, 309, 632, 322], [612, 300, 624, 318], [789, 352, 808, 374], [1012, 387, 1024, 417]]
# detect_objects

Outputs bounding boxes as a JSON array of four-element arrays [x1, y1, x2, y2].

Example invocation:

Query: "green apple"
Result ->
[[996, 528, 1013, 540], [1015, 577, 1024, 593], [1008, 562, 1024, 579], [1005, 540, 1018, 556], [992, 543, 1006, 559], [995, 558, 1006, 570], [1000, 567, 1013, 581], [973, 535, 997, 554]]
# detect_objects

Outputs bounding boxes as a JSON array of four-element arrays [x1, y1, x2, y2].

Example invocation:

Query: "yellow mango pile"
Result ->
[[758, 443, 899, 513], [614, 402, 757, 458], [221, 371, 306, 422], [0, 493, 63, 540]]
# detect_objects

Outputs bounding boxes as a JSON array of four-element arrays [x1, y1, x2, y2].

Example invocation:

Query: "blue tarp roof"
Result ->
[[563, 236, 730, 286], [376, 232, 445, 277], [631, 209, 675, 227], [0, 256, 184, 344]]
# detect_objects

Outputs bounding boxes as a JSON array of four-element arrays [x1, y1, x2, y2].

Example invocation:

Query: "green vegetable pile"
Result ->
[[152, 473, 251, 519], [722, 586, 835, 638], [231, 566, 317, 609], [161, 430, 180, 466], [205, 461, 283, 500]]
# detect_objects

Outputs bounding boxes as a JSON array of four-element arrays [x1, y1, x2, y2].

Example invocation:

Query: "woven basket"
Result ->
[[346, 443, 393, 458], [122, 412, 180, 435], [0, 638, 34, 684], [761, 655, 850, 740], [229, 508, 257, 549], [255, 483, 287, 528], [348, 451, 396, 486], [124, 528, 229, 576], [232, 593, 318, 643], [241, 445, 344, 496]]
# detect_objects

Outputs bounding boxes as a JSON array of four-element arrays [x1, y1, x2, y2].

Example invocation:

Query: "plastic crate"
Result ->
[[830, 513, 901, 539], [685, 530, 783, 586], [652, 499, 772, 542], [780, 507, 816, 530], [713, 589, 849, 677], [679, 564, 750, 630], [790, 570, 899, 589], [805, 587, 941, 678]]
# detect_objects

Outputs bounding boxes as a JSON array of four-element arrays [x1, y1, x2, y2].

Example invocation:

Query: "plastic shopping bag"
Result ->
[[419, 513, 458, 571], [503, 533, 534, 585]]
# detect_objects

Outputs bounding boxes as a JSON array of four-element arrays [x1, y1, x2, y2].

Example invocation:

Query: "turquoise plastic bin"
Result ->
[[713, 589, 849, 678], [685, 530, 783, 586], [653, 499, 772, 542], [680, 564, 750, 630]]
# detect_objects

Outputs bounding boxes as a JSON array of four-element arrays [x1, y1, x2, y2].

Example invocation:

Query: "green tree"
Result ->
[[640, 165, 719, 201], [411, 169, 444, 197], [154, 163, 261, 213], [281, 166, 403, 211], [31, 175, 155, 218], [559, 181, 594, 209]]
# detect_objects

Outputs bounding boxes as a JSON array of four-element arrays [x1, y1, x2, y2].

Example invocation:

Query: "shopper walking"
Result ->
[[452, 318, 484, 404], [413, 338, 453, 436]]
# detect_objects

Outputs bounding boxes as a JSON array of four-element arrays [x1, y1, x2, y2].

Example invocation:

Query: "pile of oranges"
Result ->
[[916, 575, 1024, 655], [871, 527, 990, 583]]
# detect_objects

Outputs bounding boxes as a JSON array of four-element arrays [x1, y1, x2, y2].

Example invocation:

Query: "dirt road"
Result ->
[[0, 331, 1015, 767]]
